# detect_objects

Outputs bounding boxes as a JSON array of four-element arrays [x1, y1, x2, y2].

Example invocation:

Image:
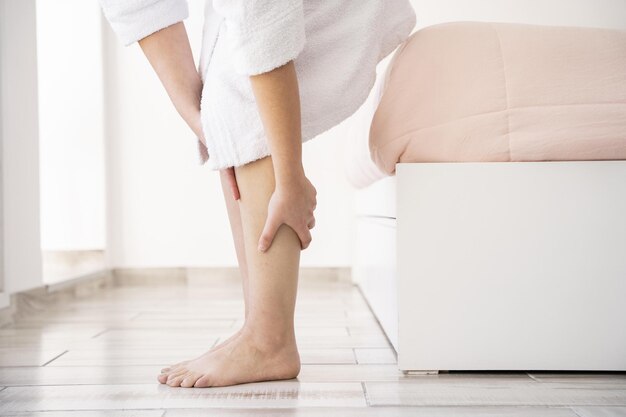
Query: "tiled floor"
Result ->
[[0, 272, 625, 416]]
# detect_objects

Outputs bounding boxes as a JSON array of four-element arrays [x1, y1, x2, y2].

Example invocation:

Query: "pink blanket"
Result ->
[[369, 22, 626, 176]]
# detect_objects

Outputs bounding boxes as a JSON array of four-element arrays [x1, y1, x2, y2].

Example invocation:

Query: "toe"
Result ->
[[181, 372, 201, 388], [157, 373, 167, 384], [158, 364, 181, 384], [167, 375, 184, 387], [166, 369, 188, 387], [194, 374, 212, 388]]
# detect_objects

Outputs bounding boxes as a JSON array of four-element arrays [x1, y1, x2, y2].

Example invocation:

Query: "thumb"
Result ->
[[258, 214, 281, 253]]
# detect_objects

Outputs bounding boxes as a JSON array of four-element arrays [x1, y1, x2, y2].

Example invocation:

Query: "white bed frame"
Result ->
[[353, 161, 626, 372]]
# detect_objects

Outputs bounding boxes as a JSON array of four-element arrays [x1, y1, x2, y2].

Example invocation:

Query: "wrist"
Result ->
[[181, 107, 203, 139], [275, 163, 305, 189]]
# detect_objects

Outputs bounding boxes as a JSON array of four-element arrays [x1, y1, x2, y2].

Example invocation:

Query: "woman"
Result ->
[[99, 0, 416, 388]]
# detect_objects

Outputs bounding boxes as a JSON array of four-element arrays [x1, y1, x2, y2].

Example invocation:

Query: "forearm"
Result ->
[[249, 61, 304, 184], [138, 22, 203, 139]]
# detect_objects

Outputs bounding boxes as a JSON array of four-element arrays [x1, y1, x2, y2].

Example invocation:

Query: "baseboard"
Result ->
[[111, 266, 351, 286], [0, 268, 115, 328], [0, 291, 9, 310], [0, 266, 351, 327]]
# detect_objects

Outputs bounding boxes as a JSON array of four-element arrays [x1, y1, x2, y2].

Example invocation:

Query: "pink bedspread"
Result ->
[[368, 22, 626, 177]]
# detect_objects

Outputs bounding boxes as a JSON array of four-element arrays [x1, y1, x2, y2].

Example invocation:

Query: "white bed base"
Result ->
[[353, 161, 626, 372]]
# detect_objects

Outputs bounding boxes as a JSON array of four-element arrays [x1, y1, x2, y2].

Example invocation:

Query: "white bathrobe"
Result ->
[[99, 0, 416, 170]]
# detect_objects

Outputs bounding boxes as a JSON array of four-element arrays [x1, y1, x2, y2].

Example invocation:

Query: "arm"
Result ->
[[249, 61, 317, 252], [98, 0, 203, 140], [249, 61, 304, 184], [138, 22, 203, 140]]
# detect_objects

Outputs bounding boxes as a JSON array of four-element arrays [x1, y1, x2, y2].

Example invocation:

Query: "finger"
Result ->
[[226, 168, 240, 200], [225, 168, 239, 200], [258, 216, 281, 252], [297, 226, 313, 250]]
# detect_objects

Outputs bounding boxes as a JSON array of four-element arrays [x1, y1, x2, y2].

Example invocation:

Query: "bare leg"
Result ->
[[208, 169, 251, 344], [158, 170, 250, 379], [219, 168, 251, 319], [158, 156, 301, 387]]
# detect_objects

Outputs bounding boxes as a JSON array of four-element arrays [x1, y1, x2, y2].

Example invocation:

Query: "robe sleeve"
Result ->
[[212, 0, 306, 75], [98, 0, 189, 46]]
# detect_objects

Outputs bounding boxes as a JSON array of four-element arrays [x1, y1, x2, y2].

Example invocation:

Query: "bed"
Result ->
[[345, 21, 626, 372]]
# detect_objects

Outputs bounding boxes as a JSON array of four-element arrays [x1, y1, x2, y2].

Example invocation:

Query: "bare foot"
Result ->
[[157, 326, 300, 388], [158, 327, 244, 380]]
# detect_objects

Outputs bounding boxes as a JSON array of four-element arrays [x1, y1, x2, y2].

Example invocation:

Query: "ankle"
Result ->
[[241, 323, 296, 351]]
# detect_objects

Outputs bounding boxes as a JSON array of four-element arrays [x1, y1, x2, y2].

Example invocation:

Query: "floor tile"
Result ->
[[91, 329, 234, 341], [297, 364, 404, 382], [232, 316, 379, 328], [346, 325, 388, 337], [0, 348, 67, 366], [528, 373, 626, 387], [354, 348, 396, 364], [571, 406, 626, 417], [0, 328, 106, 338], [45, 347, 356, 366], [2, 273, 623, 415], [163, 406, 579, 416], [44, 346, 219, 366], [297, 334, 389, 349], [16, 311, 137, 323], [8, 319, 235, 330], [0, 364, 407, 387], [1, 411, 164, 417], [365, 380, 626, 406], [299, 349, 357, 364], [0, 382, 366, 412], [90, 326, 350, 342], [0, 365, 161, 386]]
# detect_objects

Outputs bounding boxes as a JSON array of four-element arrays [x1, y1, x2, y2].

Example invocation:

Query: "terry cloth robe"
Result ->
[[98, 0, 417, 170]]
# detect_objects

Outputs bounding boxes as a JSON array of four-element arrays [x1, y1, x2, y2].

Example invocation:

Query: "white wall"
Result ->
[[0, 0, 43, 298], [0, 1, 4, 299], [408, 0, 626, 30], [103, 0, 356, 268], [37, 0, 106, 251]]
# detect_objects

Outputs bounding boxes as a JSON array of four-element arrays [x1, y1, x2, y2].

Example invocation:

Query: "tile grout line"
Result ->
[[41, 350, 69, 367], [90, 329, 110, 338], [352, 348, 359, 364], [361, 381, 371, 406], [353, 284, 395, 351], [567, 406, 585, 417], [362, 405, 605, 410]]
